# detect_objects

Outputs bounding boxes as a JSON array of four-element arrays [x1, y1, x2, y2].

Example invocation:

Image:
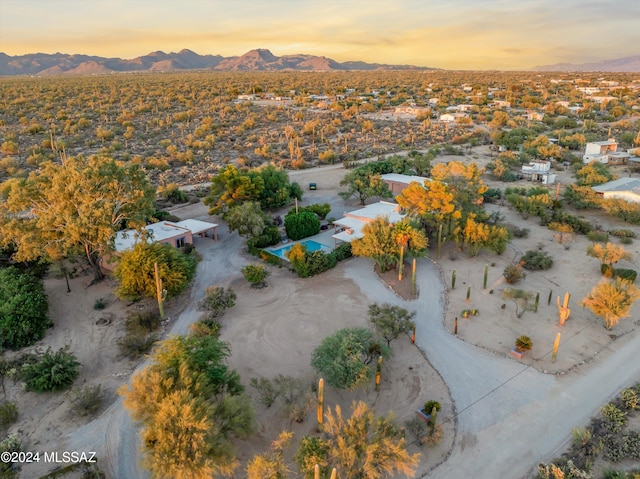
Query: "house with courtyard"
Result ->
[[332, 201, 404, 245], [592, 178, 640, 203]]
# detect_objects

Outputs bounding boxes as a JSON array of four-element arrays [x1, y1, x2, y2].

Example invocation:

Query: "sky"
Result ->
[[1, 0, 639, 70]]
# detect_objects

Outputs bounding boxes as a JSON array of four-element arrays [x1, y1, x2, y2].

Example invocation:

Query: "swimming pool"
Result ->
[[269, 240, 332, 260]]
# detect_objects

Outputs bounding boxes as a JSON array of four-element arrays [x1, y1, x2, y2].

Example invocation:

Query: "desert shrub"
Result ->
[[199, 286, 236, 318], [249, 377, 280, 407], [284, 211, 321, 241], [0, 433, 22, 477], [547, 211, 593, 235], [93, 298, 106, 310], [601, 403, 627, 433], [620, 388, 639, 410], [298, 203, 331, 220], [610, 229, 637, 238], [68, 385, 103, 417], [483, 188, 503, 203], [21, 347, 80, 392], [125, 310, 162, 335], [521, 250, 553, 270], [159, 185, 188, 203], [331, 242, 353, 262], [602, 263, 614, 277], [118, 331, 158, 358], [404, 417, 443, 447], [0, 267, 51, 350], [0, 402, 18, 429], [614, 268, 637, 283], [509, 226, 530, 238], [620, 236, 633, 245], [189, 316, 222, 337], [242, 264, 270, 287], [247, 225, 280, 249], [503, 263, 526, 284], [587, 231, 609, 243]]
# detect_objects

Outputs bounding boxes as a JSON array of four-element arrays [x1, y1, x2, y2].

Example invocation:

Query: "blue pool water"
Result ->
[[269, 240, 331, 260]]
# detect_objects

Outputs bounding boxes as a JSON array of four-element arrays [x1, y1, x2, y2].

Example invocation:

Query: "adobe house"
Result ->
[[101, 219, 218, 271], [332, 201, 404, 245]]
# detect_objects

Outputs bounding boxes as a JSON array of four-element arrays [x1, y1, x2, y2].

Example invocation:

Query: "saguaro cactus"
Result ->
[[411, 258, 417, 296], [552, 333, 561, 363], [317, 378, 324, 429], [483, 264, 489, 289], [429, 406, 438, 434], [557, 292, 571, 326], [534, 292, 540, 313], [466, 286, 471, 304], [437, 224, 443, 259], [451, 270, 457, 289], [548, 289, 553, 306], [375, 356, 382, 390]]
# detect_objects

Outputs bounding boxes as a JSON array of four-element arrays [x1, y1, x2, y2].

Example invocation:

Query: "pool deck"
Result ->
[[265, 228, 338, 259]]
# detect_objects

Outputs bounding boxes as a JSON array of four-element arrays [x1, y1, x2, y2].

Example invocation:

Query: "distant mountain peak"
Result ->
[[532, 55, 640, 72], [0, 48, 438, 76]]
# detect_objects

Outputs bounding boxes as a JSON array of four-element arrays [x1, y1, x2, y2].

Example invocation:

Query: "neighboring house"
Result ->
[[439, 112, 469, 123], [592, 178, 640, 204], [491, 100, 511, 108], [583, 139, 629, 164], [332, 201, 404, 245], [520, 160, 556, 184], [381, 173, 431, 195], [237, 94, 256, 101], [101, 219, 218, 271], [523, 110, 544, 121], [394, 106, 430, 117]]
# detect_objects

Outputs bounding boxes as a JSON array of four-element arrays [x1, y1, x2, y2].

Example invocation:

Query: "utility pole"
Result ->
[[154, 262, 167, 320]]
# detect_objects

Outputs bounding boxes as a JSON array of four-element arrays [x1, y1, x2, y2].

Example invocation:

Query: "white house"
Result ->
[[583, 139, 629, 164], [520, 160, 556, 184], [439, 112, 469, 123], [332, 201, 404, 244], [491, 100, 511, 108], [592, 178, 640, 203]]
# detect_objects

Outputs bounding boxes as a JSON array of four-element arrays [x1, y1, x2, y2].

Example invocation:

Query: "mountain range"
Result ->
[[532, 55, 640, 72], [0, 48, 435, 76]]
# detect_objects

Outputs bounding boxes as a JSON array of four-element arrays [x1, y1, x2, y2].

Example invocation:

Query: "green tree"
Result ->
[[576, 161, 617, 186], [0, 155, 155, 281], [242, 264, 269, 288], [580, 278, 640, 330], [284, 211, 320, 241], [351, 216, 399, 273], [249, 164, 301, 209], [339, 168, 392, 205], [311, 328, 386, 390], [120, 335, 254, 479], [114, 242, 197, 300], [368, 303, 416, 347], [430, 161, 488, 214], [0, 267, 51, 350], [204, 164, 264, 215], [225, 201, 267, 239], [296, 401, 420, 479]]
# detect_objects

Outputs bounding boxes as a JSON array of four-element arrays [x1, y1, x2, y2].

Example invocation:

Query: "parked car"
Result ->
[[309, 182, 317, 190]]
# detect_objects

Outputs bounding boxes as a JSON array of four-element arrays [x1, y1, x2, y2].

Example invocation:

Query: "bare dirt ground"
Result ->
[[6, 146, 640, 478]]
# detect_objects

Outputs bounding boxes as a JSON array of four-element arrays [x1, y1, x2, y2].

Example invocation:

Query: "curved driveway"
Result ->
[[68, 218, 640, 479], [345, 257, 640, 479]]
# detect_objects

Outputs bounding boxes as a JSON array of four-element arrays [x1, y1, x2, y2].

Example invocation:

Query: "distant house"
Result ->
[[520, 160, 556, 184], [439, 112, 469, 123], [583, 139, 629, 164], [237, 94, 256, 101], [394, 106, 429, 117], [592, 178, 640, 203], [101, 219, 218, 271], [381, 173, 431, 195], [332, 201, 404, 245], [491, 100, 511, 109], [523, 110, 544, 121]]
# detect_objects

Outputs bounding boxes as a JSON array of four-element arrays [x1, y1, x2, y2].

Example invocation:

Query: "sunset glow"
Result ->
[[1, 0, 639, 69]]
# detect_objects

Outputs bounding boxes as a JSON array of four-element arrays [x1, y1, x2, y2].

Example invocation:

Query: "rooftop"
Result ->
[[592, 177, 640, 193]]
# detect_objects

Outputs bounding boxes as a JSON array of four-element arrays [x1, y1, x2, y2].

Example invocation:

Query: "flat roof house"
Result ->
[[102, 219, 218, 271], [381, 173, 431, 195], [592, 178, 640, 204], [332, 201, 404, 244], [583, 139, 629, 164]]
